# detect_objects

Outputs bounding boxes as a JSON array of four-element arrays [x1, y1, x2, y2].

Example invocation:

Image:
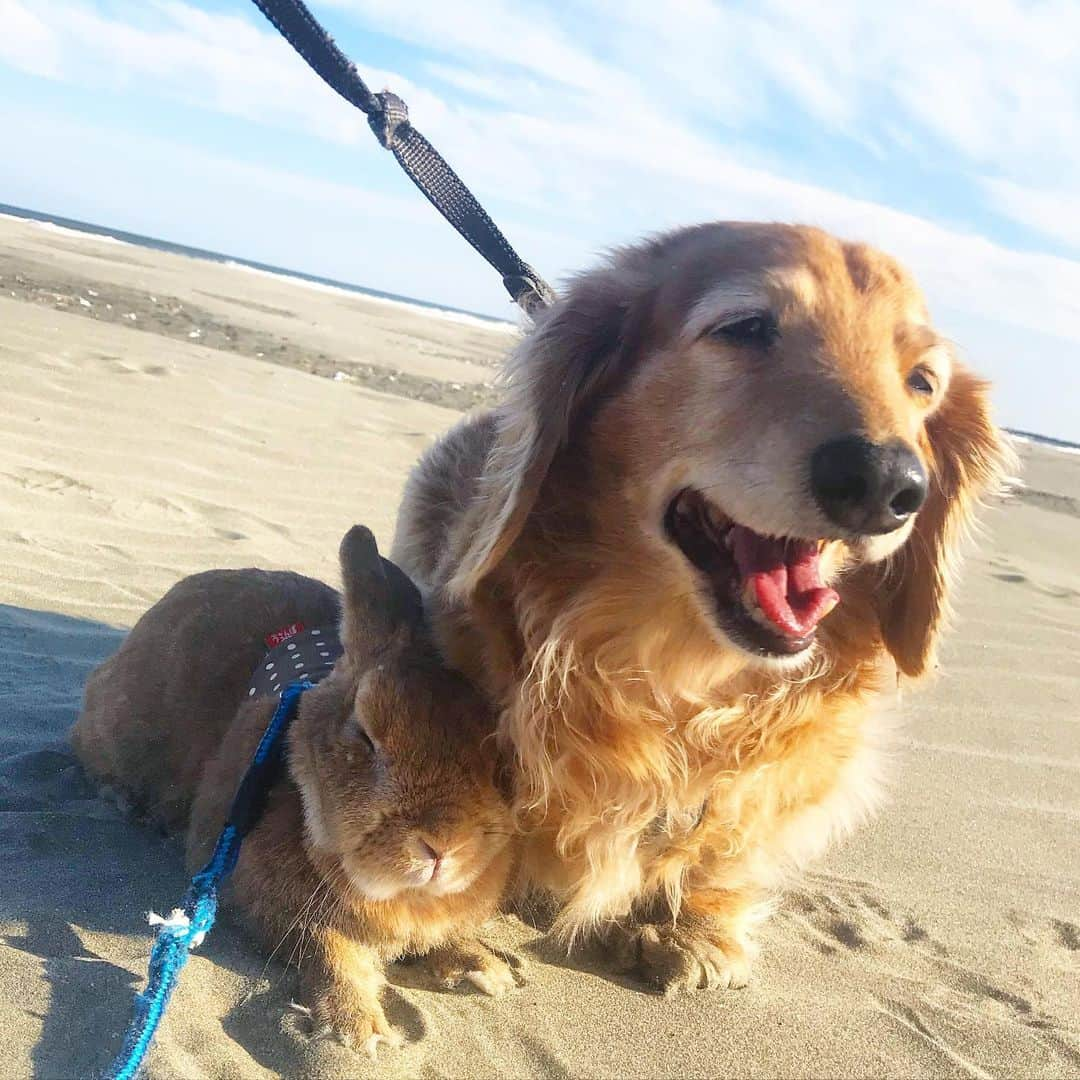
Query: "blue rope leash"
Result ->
[[104, 679, 313, 1080]]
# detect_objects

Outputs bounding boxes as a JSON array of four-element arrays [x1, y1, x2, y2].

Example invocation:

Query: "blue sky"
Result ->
[[2, 0, 1078, 438]]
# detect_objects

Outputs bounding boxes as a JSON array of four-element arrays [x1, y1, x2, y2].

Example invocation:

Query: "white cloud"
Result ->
[[875, 1, 1080, 180], [583, 0, 1080, 186], [3, 0, 372, 145], [327, 0, 1080, 188], [322, 0, 638, 105], [983, 178, 1080, 253], [0, 1, 62, 78]]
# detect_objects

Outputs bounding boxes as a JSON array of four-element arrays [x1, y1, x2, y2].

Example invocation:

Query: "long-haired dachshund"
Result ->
[[393, 222, 1011, 992]]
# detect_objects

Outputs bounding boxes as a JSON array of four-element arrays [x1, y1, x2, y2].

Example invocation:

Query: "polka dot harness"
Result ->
[[246, 625, 343, 699]]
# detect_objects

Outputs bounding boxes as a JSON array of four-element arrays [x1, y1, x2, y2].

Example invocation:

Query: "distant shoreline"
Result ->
[[3, 202, 1075, 447], [1006, 429, 1080, 453], [0, 202, 515, 330]]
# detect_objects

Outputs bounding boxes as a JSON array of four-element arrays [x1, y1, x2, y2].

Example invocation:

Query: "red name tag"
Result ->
[[264, 622, 304, 648]]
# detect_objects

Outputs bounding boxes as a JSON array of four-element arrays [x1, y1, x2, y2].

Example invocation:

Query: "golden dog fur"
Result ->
[[393, 223, 1011, 991]]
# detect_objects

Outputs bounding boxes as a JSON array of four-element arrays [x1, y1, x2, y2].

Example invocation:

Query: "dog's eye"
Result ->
[[907, 368, 935, 396], [710, 314, 779, 348]]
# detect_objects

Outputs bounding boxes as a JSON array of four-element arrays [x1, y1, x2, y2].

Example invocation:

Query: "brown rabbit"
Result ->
[[72, 526, 518, 1053]]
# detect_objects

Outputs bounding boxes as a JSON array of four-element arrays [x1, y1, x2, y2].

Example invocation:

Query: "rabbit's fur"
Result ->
[[72, 526, 517, 1051]]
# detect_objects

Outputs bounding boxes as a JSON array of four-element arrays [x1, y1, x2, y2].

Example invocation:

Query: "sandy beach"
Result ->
[[1, 213, 1077, 1080]]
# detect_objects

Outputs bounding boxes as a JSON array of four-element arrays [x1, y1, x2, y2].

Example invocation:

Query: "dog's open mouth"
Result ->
[[664, 489, 839, 656]]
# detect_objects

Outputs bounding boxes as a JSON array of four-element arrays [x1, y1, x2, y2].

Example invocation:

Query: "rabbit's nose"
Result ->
[[418, 838, 443, 879]]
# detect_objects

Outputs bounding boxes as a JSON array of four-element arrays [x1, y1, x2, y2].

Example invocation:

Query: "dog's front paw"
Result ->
[[424, 940, 523, 997], [604, 920, 754, 995]]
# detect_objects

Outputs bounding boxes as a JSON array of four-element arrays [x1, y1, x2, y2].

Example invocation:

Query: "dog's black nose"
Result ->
[[811, 436, 928, 535]]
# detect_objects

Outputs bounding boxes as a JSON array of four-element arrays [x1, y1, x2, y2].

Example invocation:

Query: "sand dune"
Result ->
[[1, 217, 1077, 1079]]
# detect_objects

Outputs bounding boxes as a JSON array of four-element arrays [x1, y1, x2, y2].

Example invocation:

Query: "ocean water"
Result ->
[[1008, 430, 1080, 455], [0, 202, 517, 333]]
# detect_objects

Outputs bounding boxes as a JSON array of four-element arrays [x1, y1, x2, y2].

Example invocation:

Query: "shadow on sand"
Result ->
[[0, 605, 324, 1078]]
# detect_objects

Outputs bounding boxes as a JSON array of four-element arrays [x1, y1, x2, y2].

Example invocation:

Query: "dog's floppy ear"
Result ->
[[339, 525, 424, 657], [448, 268, 645, 597], [876, 365, 1012, 677]]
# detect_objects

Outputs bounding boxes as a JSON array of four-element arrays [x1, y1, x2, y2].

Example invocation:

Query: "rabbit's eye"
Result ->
[[344, 714, 376, 752]]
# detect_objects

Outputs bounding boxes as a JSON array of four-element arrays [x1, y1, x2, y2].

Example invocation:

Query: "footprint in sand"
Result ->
[[989, 557, 1078, 601], [106, 490, 293, 546], [782, 873, 940, 957], [82, 353, 173, 377], [782, 875, 1079, 1073], [110, 494, 196, 525], [1052, 919, 1079, 952], [189, 498, 291, 543], [3, 468, 98, 499], [1008, 910, 1080, 972]]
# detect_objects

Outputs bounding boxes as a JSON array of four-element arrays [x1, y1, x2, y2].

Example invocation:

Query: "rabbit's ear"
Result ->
[[339, 525, 424, 657]]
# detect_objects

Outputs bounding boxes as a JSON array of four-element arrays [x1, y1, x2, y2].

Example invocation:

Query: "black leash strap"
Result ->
[[250, 0, 555, 316]]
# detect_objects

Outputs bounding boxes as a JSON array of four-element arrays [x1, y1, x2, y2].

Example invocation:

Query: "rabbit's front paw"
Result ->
[[308, 984, 402, 1057], [424, 940, 522, 997]]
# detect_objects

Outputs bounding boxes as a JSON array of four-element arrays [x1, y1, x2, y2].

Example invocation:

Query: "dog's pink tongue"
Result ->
[[730, 527, 839, 637]]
